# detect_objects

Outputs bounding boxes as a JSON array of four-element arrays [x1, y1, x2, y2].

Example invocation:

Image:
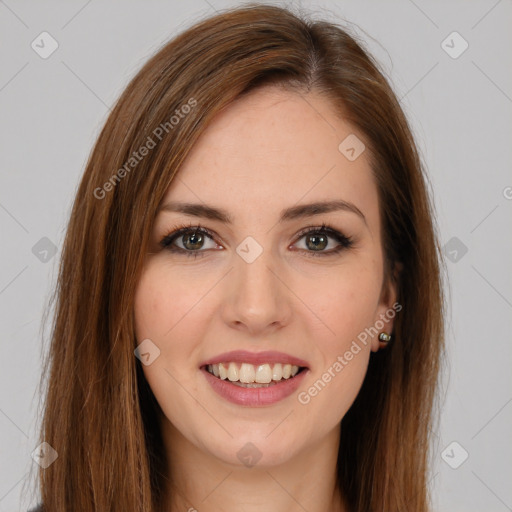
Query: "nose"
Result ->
[[222, 248, 293, 336]]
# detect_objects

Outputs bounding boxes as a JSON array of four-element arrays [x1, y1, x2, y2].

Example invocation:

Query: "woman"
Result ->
[[29, 3, 445, 511]]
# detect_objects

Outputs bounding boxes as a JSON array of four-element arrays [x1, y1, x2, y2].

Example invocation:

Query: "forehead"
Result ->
[[162, 87, 379, 228]]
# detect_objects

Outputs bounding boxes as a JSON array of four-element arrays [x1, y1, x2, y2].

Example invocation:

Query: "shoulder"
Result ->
[[28, 505, 43, 512]]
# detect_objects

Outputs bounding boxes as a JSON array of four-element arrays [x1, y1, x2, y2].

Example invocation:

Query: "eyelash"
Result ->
[[159, 222, 354, 259]]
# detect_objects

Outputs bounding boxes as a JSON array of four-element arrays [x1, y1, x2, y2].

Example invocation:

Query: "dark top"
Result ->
[[28, 505, 43, 512]]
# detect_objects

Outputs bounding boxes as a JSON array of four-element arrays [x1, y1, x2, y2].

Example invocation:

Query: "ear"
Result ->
[[370, 261, 403, 352]]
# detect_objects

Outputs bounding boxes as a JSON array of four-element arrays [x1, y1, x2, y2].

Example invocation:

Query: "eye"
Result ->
[[292, 223, 354, 257], [160, 223, 220, 259], [159, 222, 354, 259]]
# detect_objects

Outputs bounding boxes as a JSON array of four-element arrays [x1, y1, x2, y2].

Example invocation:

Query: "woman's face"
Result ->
[[134, 86, 397, 468]]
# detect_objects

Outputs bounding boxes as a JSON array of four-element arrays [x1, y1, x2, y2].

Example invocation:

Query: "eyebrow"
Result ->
[[158, 199, 367, 225]]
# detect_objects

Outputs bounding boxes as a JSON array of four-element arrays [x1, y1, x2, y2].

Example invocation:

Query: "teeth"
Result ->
[[227, 362, 239, 382], [207, 362, 301, 383], [239, 363, 256, 383], [272, 363, 282, 380], [255, 364, 272, 383]]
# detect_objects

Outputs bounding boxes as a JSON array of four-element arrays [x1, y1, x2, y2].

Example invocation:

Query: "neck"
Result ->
[[159, 417, 347, 512]]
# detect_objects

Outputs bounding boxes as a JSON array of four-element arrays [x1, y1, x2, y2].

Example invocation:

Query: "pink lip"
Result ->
[[199, 350, 310, 368], [201, 366, 309, 406]]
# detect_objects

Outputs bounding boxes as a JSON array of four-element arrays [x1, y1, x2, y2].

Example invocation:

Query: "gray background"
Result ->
[[1, 0, 511, 510]]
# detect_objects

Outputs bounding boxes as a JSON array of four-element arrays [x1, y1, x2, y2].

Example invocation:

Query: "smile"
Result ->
[[205, 362, 304, 387], [199, 350, 310, 406]]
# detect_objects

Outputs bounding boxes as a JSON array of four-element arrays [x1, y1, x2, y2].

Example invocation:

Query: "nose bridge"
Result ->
[[235, 241, 279, 303], [226, 238, 289, 330]]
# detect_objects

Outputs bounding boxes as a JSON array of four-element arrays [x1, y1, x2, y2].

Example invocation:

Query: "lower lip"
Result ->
[[200, 367, 308, 406]]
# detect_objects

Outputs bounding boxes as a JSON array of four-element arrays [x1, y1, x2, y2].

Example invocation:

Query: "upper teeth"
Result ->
[[207, 362, 300, 383]]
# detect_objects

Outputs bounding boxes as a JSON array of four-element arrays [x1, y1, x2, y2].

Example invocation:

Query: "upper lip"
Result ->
[[200, 350, 309, 368]]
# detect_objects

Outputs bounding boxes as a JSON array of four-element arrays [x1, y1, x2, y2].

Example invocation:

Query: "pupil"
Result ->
[[307, 234, 327, 251]]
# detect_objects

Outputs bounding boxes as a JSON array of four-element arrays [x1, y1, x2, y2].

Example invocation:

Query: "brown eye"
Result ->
[[181, 231, 206, 250], [304, 233, 328, 251]]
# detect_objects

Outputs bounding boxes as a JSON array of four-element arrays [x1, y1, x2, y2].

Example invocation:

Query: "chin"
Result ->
[[208, 435, 302, 469]]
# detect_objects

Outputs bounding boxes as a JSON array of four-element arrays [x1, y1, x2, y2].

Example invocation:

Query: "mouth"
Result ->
[[199, 350, 310, 406], [203, 362, 307, 388]]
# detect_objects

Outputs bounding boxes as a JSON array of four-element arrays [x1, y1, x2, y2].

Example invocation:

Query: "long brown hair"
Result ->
[[31, 3, 445, 511]]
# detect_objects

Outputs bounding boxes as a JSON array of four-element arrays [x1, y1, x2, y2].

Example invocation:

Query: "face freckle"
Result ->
[[133, 85, 397, 469]]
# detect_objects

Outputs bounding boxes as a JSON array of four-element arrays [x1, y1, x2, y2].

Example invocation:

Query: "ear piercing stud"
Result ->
[[378, 332, 392, 347]]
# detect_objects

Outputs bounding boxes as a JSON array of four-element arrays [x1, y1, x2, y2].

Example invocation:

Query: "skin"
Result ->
[[133, 86, 398, 512]]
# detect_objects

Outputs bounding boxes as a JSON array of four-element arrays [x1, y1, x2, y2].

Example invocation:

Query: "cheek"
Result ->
[[133, 264, 206, 432], [133, 260, 214, 385], [133, 261, 204, 342], [134, 266, 164, 341], [309, 350, 370, 424], [292, 265, 380, 417], [305, 262, 382, 351]]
